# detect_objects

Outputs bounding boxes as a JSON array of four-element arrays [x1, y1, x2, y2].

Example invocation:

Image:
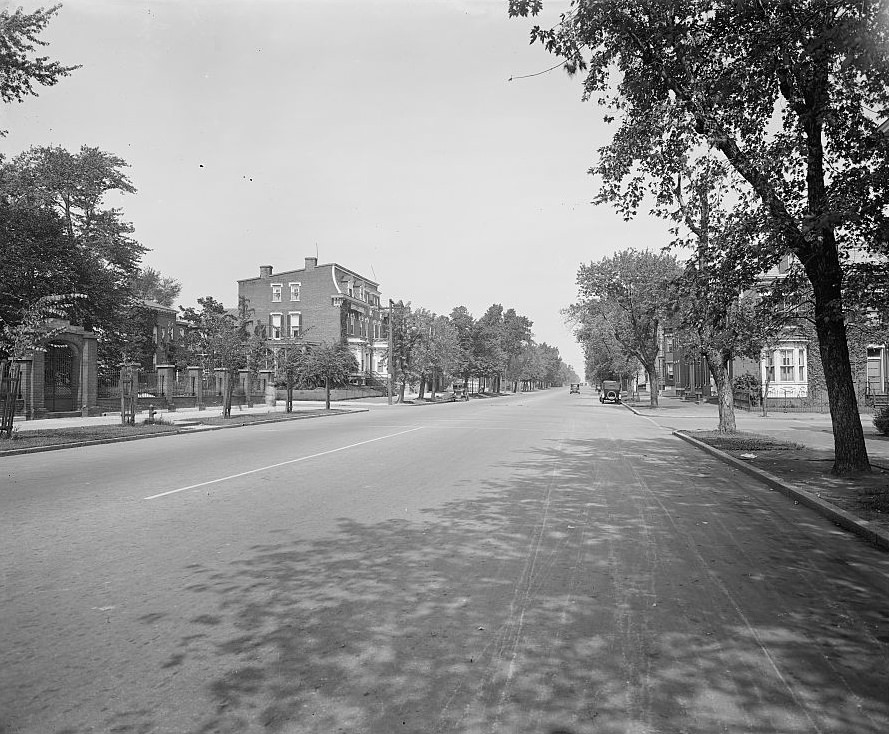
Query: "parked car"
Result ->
[[451, 381, 468, 401], [599, 380, 622, 404], [569, 383, 581, 394]]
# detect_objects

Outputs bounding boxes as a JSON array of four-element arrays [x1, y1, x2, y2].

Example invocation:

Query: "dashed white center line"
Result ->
[[143, 427, 424, 500]]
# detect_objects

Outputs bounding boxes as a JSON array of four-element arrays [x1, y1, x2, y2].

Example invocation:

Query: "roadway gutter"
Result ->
[[622, 401, 889, 551], [672, 431, 889, 552]]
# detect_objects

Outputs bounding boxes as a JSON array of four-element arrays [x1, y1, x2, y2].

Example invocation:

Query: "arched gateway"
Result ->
[[43, 343, 76, 412]]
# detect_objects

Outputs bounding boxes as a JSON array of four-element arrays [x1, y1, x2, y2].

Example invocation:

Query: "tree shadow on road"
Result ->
[[107, 435, 889, 733]]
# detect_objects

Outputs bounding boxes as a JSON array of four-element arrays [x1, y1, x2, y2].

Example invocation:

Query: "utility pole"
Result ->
[[387, 299, 394, 405]]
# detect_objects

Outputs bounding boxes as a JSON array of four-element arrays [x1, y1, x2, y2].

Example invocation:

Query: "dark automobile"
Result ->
[[569, 383, 581, 394], [599, 380, 622, 404]]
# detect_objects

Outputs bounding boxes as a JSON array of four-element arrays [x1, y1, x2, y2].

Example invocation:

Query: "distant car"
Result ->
[[599, 380, 622, 404], [569, 383, 581, 394], [451, 381, 469, 401]]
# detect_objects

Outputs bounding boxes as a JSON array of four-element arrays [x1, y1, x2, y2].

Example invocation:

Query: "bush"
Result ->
[[732, 372, 761, 406], [874, 407, 889, 436], [733, 373, 760, 393]]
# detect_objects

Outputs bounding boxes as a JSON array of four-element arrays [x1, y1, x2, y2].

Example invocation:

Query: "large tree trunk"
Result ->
[[324, 375, 330, 410], [704, 348, 736, 433], [418, 374, 426, 401], [644, 360, 659, 408], [811, 281, 869, 474], [800, 233, 870, 475]]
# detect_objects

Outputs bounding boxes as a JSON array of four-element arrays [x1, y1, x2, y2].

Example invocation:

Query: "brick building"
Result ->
[[140, 300, 188, 369], [237, 257, 389, 381]]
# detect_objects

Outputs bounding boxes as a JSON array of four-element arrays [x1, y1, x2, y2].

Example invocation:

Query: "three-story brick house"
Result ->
[[237, 257, 389, 382]]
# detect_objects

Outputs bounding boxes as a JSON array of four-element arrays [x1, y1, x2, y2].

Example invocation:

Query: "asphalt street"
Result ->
[[2, 388, 888, 733]]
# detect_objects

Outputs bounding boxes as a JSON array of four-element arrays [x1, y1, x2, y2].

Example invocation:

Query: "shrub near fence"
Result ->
[[733, 388, 884, 414]]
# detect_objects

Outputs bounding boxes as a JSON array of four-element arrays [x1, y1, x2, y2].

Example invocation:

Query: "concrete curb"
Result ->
[[0, 408, 367, 458], [673, 430, 889, 552]]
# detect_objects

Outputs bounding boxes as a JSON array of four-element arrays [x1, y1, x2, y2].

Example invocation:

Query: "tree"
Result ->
[[0, 292, 84, 360], [502, 308, 534, 392], [509, 0, 889, 473], [475, 305, 508, 392], [305, 342, 359, 410], [450, 305, 476, 391], [0, 196, 75, 335], [277, 346, 312, 413], [409, 309, 460, 400], [577, 312, 640, 389], [0, 4, 78, 133], [1, 146, 146, 372], [179, 296, 246, 418], [573, 249, 681, 407], [390, 301, 423, 402], [668, 158, 793, 432], [132, 267, 181, 308]]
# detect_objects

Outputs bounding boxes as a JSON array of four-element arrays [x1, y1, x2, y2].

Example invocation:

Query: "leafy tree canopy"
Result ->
[[132, 266, 182, 308], [511, 0, 889, 471], [1, 145, 145, 335], [0, 4, 79, 133]]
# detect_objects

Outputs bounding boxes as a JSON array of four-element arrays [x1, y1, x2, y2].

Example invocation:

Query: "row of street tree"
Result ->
[[513, 0, 889, 475], [388, 301, 578, 402], [566, 247, 801, 434]]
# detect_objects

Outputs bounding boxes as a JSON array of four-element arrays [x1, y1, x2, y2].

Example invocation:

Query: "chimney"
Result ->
[[259, 265, 273, 278], [305, 257, 317, 270]]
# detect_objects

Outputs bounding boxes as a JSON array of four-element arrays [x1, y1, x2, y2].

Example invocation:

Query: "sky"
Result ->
[[2, 0, 672, 374]]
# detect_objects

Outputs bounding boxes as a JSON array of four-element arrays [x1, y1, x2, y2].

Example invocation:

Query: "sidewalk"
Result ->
[[624, 394, 889, 466], [8, 389, 434, 433], [10, 397, 388, 433]]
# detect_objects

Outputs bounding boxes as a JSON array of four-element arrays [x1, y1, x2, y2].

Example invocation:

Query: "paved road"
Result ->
[[2, 388, 888, 733]]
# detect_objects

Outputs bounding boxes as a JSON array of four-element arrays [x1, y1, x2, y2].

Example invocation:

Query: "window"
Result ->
[[799, 348, 807, 383], [289, 282, 300, 302], [289, 312, 301, 339], [271, 284, 282, 302], [665, 338, 674, 354], [765, 351, 775, 382], [348, 281, 354, 297], [779, 349, 795, 381], [270, 313, 282, 340], [373, 320, 381, 340]]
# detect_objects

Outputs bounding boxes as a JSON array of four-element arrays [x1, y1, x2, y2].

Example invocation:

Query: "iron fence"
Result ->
[[731, 388, 882, 414]]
